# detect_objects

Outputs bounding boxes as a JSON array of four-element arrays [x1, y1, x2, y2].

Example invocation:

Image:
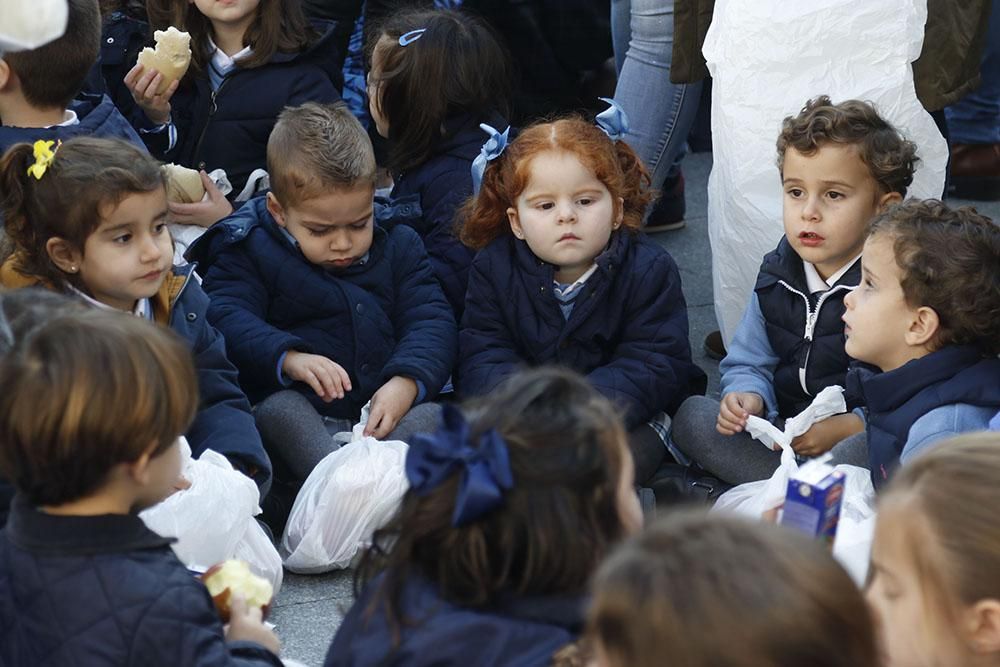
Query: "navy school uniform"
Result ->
[[0, 92, 144, 155], [457, 229, 706, 429], [186, 196, 457, 420], [0, 496, 281, 667]]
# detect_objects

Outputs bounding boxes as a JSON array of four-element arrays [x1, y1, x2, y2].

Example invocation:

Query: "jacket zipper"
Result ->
[[191, 76, 232, 171], [777, 280, 853, 395]]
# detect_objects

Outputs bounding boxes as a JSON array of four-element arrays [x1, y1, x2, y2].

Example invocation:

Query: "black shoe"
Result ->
[[645, 171, 686, 232], [703, 330, 727, 360]]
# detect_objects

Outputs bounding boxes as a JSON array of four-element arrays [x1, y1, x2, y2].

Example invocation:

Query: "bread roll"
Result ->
[[200, 560, 274, 622], [136, 27, 191, 94], [163, 163, 205, 203]]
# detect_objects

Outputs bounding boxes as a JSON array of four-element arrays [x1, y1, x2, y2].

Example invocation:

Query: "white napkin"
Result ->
[[745, 385, 847, 451]]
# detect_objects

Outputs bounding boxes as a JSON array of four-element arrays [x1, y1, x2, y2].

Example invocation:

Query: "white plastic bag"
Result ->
[[281, 413, 409, 573], [140, 437, 282, 593], [830, 466, 877, 585], [703, 0, 948, 341]]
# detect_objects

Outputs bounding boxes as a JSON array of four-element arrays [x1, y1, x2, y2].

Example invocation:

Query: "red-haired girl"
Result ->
[[456, 104, 706, 485]]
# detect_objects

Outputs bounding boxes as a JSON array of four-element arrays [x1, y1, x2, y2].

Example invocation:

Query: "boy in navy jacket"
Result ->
[[671, 96, 917, 484], [843, 200, 1000, 488], [0, 0, 145, 155], [188, 102, 455, 480], [0, 294, 281, 667]]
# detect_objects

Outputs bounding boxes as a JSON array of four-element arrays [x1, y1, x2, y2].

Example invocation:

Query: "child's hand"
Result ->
[[717, 392, 765, 435], [168, 172, 233, 228], [123, 63, 178, 126], [282, 351, 352, 402], [364, 376, 418, 439], [790, 413, 864, 458], [224, 595, 280, 654]]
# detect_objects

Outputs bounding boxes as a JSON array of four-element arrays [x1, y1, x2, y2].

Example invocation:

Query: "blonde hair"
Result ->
[[267, 102, 377, 208]]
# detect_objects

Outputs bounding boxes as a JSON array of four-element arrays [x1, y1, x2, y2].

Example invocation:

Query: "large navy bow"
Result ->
[[595, 97, 629, 142], [406, 404, 514, 526], [470, 123, 509, 196]]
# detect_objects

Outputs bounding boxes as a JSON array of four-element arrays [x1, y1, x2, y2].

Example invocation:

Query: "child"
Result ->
[[457, 107, 706, 485], [587, 512, 878, 667], [0, 304, 281, 666], [671, 96, 917, 485], [0, 0, 144, 154], [869, 432, 1000, 666], [324, 367, 644, 667], [842, 199, 1000, 487], [187, 102, 455, 482], [125, 0, 342, 225], [0, 136, 272, 495], [367, 8, 511, 317]]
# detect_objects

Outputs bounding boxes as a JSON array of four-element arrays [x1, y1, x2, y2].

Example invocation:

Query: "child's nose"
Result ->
[[802, 196, 821, 220], [140, 235, 162, 260], [556, 201, 576, 222], [844, 287, 857, 308]]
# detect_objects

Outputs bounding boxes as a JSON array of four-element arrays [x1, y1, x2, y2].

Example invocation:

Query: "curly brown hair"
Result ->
[[458, 116, 652, 250], [869, 199, 1000, 355], [777, 96, 919, 196]]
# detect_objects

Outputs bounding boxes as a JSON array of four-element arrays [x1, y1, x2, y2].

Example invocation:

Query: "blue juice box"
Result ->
[[780, 461, 845, 545]]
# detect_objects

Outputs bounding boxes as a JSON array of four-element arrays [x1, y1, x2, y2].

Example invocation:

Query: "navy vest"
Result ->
[[851, 346, 1000, 489], [755, 238, 859, 418]]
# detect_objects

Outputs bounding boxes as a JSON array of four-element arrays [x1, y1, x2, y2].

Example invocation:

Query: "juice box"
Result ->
[[780, 460, 845, 545]]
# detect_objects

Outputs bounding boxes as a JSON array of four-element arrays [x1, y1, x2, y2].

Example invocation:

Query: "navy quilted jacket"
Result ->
[[187, 197, 457, 420], [0, 496, 281, 667], [388, 115, 498, 318], [458, 230, 706, 428], [0, 92, 144, 155]]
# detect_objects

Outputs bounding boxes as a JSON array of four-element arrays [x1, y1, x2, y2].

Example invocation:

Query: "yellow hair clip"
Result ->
[[26, 139, 60, 180]]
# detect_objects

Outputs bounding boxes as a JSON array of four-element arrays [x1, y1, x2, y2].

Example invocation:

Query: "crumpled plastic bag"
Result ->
[[745, 385, 847, 451], [703, 0, 948, 341], [281, 403, 410, 573], [140, 437, 283, 594], [0, 0, 67, 53]]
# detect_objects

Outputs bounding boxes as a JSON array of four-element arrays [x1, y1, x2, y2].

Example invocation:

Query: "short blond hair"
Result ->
[[267, 102, 377, 208]]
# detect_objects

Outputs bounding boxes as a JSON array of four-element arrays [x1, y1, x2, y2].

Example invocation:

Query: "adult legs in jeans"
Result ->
[[610, 0, 703, 224]]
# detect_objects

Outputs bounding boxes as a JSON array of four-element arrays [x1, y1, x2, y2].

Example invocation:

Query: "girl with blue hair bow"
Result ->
[[324, 367, 643, 667], [457, 102, 706, 486]]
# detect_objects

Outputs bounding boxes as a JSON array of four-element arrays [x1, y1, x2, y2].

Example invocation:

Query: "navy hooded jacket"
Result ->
[[186, 196, 457, 420], [135, 22, 342, 198], [0, 496, 281, 667], [0, 92, 144, 155], [325, 576, 584, 667], [851, 345, 1000, 488], [388, 115, 497, 318], [458, 230, 706, 428]]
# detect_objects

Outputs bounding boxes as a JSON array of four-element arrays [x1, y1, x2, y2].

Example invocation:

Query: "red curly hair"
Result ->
[[459, 116, 653, 250]]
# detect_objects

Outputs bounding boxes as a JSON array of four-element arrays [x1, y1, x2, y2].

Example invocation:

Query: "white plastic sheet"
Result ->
[[0, 0, 68, 53], [703, 0, 948, 341], [140, 437, 283, 594]]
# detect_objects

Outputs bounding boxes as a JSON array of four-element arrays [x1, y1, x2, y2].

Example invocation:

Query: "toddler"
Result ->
[[671, 96, 917, 484], [325, 367, 643, 666], [842, 199, 1000, 487]]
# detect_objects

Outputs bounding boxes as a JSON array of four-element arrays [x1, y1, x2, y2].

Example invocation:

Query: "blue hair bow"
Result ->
[[470, 123, 510, 196], [595, 97, 630, 142], [406, 404, 514, 527]]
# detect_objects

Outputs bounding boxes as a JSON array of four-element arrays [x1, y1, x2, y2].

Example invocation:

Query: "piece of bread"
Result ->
[[136, 27, 191, 94], [200, 560, 274, 622], [163, 163, 205, 203]]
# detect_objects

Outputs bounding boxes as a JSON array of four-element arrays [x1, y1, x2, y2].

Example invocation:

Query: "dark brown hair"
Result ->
[[879, 433, 1000, 651], [368, 8, 511, 173], [588, 512, 879, 667], [459, 116, 652, 250], [2, 0, 101, 109], [776, 96, 919, 196], [145, 0, 317, 76], [0, 137, 166, 290], [868, 199, 1000, 355], [356, 367, 631, 644], [0, 308, 198, 506], [267, 102, 376, 207]]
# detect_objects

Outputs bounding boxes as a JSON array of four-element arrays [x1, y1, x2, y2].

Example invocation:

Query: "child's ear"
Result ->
[[904, 305, 940, 348], [507, 207, 525, 240], [266, 192, 287, 228], [964, 599, 1000, 655], [614, 197, 624, 229], [876, 191, 903, 212], [124, 443, 157, 486], [45, 237, 83, 275], [0, 60, 11, 91]]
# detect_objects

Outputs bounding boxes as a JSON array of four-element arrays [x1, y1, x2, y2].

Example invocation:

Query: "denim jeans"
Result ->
[[610, 0, 703, 189], [945, 0, 1000, 144]]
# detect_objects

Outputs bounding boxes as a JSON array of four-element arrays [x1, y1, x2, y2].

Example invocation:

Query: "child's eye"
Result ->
[[578, 197, 593, 206], [537, 202, 554, 211], [827, 191, 844, 200], [308, 228, 328, 237], [153, 222, 168, 234], [351, 221, 369, 230], [863, 277, 875, 289], [786, 188, 803, 198], [113, 233, 132, 244]]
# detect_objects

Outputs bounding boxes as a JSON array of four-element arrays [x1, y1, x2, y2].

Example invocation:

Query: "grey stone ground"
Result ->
[[268, 151, 1000, 665]]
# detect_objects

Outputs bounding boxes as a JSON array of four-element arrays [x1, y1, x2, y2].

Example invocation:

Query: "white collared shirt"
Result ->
[[68, 285, 153, 320], [208, 37, 252, 90], [802, 253, 860, 294], [44, 109, 79, 128]]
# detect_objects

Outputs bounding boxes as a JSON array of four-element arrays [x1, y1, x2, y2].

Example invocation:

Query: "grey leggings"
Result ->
[[670, 395, 869, 485], [254, 389, 443, 481]]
